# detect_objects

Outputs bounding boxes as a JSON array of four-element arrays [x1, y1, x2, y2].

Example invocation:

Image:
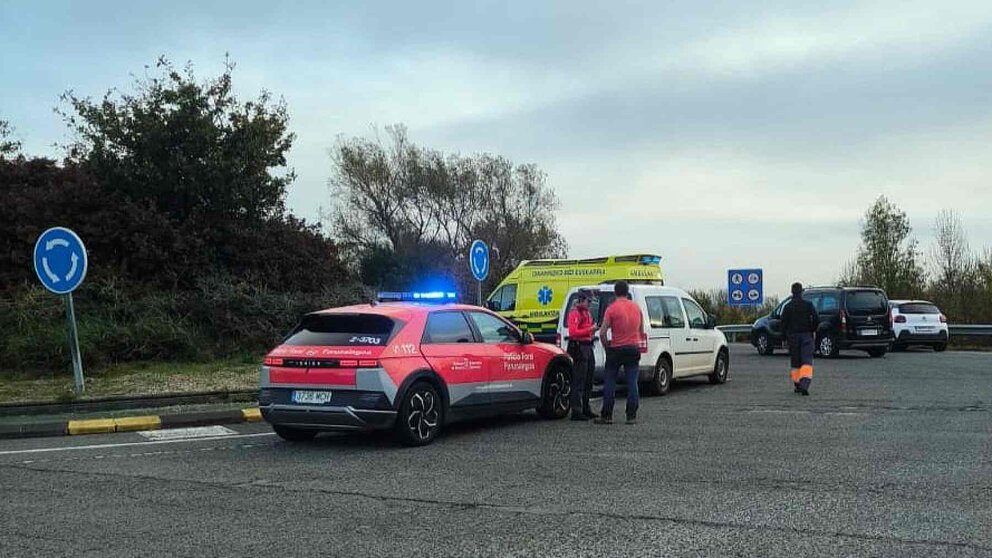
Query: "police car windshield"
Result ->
[[283, 314, 399, 346], [845, 291, 887, 315]]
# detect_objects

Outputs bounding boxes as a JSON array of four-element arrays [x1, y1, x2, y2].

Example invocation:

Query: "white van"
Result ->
[[555, 284, 729, 395]]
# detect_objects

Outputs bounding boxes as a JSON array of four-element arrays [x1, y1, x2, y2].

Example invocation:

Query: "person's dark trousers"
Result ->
[[601, 346, 641, 419], [787, 333, 814, 392], [568, 342, 595, 414], [568, 341, 596, 413]]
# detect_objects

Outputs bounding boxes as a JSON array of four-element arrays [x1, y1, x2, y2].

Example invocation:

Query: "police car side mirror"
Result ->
[[521, 332, 534, 345]]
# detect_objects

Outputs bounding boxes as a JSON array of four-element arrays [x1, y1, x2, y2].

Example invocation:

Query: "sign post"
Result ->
[[728, 268, 763, 307], [34, 227, 88, 395], [469, 240, 490, 306]]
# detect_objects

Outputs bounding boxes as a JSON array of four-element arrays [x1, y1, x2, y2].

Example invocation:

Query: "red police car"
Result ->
[[259, 292, 573, 446]]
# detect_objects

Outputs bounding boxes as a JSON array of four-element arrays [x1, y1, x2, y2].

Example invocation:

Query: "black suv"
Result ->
[[750, 287, 894, 358]]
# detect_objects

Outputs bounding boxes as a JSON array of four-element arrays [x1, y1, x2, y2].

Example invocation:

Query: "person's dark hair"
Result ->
[[577, 289, 589, 302], [614, 281, 630, 298], [791, 282, 803, 297]]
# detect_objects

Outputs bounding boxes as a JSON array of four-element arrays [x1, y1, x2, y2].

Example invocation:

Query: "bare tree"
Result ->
[[929, 209, 971, 293]]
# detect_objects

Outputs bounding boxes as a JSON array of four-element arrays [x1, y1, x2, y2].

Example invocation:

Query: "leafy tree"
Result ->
[[0, 119, 20, 159], [843, 196, 925, 298], [60, 56, 294, 224], [328, 125, 566, 293]]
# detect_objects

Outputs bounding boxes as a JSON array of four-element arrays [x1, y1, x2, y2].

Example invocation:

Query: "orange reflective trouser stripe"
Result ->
[[790, 369, 800, 383], [799, 365, 813, 379]]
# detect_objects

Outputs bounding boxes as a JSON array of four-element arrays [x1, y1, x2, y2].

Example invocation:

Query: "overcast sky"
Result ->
[[3, 0, 991, 296]]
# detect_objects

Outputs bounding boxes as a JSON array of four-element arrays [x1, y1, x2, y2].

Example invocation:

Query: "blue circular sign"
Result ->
[[469, 240, 489, 281], [34, 227, 88, 294]]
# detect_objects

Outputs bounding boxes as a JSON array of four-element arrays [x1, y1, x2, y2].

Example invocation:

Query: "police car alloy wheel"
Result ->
[[396, 382, 442, 446], [538, 365, 571, 419]]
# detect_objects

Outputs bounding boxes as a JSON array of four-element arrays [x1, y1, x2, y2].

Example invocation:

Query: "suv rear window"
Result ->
[[845, 291, 888, 315], [283, 314, 399, 346], [899, 303, 940, 314]]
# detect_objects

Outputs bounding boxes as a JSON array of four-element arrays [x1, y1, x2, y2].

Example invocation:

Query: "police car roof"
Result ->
[[310, 302, 479, 320]]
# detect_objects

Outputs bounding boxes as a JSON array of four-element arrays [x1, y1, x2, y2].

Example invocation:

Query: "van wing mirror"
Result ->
[[706, 314, 717, 329]]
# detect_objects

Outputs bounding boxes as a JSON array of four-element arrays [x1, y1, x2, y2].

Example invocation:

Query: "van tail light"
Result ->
[[894, 315, 907, 323], [555, 333, 562, 348], [263, 356, 283, 366], [839, 310, 847, 331], [639, 333, 648, 353], [358, 360, 380, 368], [940, 314, 947, 323]]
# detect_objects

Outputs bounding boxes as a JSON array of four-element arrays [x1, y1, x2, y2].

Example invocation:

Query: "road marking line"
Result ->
[[0, 432, 275, 456], [138, 425, 237, 441]]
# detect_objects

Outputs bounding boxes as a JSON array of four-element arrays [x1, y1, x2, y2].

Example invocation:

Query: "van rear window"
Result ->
[[283, 314, 399, 346], [845, 291, 888, 315]]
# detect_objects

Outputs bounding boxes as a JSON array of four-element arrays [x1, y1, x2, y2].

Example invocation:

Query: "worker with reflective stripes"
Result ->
[[780, 282, 819, 396]]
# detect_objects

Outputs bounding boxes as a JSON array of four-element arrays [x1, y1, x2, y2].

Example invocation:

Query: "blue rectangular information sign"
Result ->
[[728, 269, 763, 306]]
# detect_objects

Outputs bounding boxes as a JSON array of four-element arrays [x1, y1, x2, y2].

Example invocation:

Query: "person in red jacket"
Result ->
[[566, 290, 598, 421]]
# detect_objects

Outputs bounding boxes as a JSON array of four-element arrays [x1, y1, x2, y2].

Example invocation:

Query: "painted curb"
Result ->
[[0, 407, 261, 440]]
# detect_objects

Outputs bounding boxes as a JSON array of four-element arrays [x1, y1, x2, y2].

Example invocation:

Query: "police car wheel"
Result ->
[[756, 332, 774, 356], [538, 365, 571, 419], [395, 382, 443, 446], [646, 357, 672, 396], [273, 425, 318, 442], [709, 350, 729, 385]]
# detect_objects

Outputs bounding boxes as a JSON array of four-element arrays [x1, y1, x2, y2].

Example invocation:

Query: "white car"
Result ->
[[889, 300, 949, 352], [556, 284, 729, 395]]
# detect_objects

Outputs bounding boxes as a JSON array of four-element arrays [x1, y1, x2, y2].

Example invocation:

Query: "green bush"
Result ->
[[0, 275, 370, 377]]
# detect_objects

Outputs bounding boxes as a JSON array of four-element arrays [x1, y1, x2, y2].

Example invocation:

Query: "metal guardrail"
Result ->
[[716, 324, 992, 341]]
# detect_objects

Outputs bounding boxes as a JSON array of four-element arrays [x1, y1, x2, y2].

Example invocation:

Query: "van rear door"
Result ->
[[844, 290, 890, 341]]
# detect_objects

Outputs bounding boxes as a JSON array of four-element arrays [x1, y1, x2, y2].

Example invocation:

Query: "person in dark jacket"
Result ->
[[780, 282, 819, 395], [566, 290, 597, 420]]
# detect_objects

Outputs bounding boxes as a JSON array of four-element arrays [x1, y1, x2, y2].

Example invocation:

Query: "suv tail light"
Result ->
[[263, 356, 283, 366], [940, 314, 947, 323], [839, 310, 847, 331], [894, 315, 907, 323], [639, 332, 648, 353]]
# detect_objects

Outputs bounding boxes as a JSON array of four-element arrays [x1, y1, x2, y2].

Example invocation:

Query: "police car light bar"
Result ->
[[377, 291, 458, 303]]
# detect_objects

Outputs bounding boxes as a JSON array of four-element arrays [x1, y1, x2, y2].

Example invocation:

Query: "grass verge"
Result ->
[[0, 358, 260, 405]]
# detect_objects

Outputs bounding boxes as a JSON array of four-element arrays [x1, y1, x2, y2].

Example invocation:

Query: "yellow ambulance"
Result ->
[[485, 254, 663, 339]]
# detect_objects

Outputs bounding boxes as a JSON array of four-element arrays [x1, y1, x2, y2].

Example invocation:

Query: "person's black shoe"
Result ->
[[625, 415, 637, 425], [799, 387, 810, 396], [582, 409, 598, 419], [571, 412, 590, 421], [593, 415, 613, 425], [794, 384, 802, 393]]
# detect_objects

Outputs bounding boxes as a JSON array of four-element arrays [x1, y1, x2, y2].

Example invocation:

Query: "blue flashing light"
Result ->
[[377, 291, 458, 303], [640, 256, 662, 265]]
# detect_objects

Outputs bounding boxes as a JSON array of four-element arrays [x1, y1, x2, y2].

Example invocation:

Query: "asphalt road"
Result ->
[[1, 345, 990, 557]]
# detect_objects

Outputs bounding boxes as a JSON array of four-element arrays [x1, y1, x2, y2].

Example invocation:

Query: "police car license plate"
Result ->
[[860, 329, 879, 336], [291, 390, 332, 404]]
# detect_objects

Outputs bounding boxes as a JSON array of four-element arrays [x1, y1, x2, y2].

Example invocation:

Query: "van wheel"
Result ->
[[645, 357, 672, 396], [395, 382, 443, 446], [709, 350, 729, 384], [756, 332, 774, 355], [537, 364, 571, 419], [818, 335, 839, 358]]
